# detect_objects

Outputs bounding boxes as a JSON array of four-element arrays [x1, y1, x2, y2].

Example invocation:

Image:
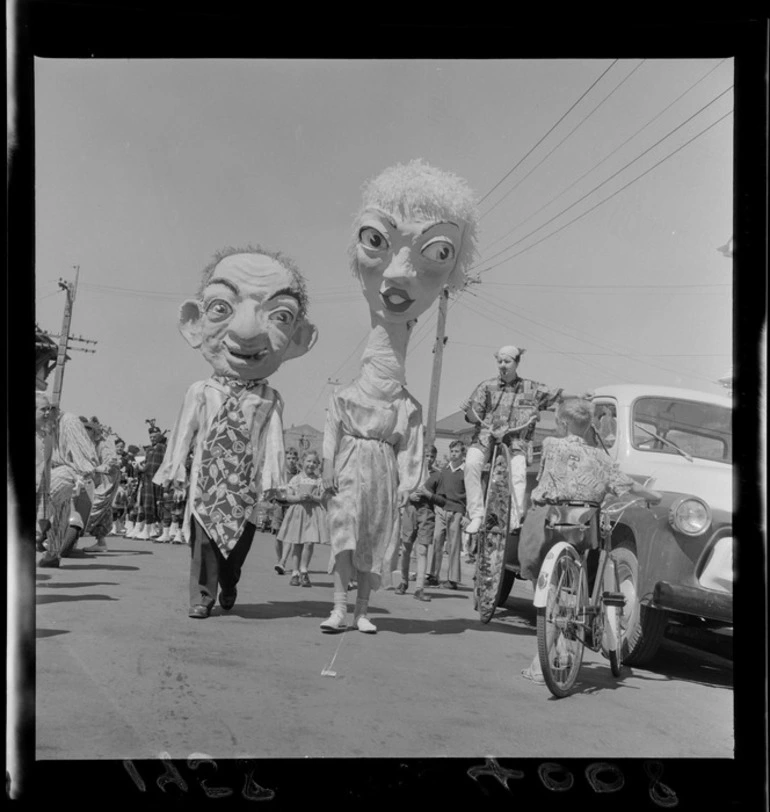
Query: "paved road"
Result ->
[[35, 532, 733, 760]]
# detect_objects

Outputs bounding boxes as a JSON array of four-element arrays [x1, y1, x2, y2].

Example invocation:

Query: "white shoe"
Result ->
[[138, 524, 151, 540], [128, 521, 143, 538], [150, 523, 162, 538], [124, 520, 135, 537], [466, 517, 482, 535], [156, 526, 171, 543], [170, 523, 184, 544], [353, 616, 377, 634], [320, 609, 347, 633]]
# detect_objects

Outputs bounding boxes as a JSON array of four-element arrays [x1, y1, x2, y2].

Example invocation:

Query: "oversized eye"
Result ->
[[270, 309, 296, 325], [359, 226, 389, 251], [206, 299, 233, 319], [421, 240, 455, 262]]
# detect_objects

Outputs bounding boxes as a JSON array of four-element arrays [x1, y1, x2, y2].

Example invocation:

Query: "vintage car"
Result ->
[[587, 384, 733, 665], [492, 384, 732, 665]]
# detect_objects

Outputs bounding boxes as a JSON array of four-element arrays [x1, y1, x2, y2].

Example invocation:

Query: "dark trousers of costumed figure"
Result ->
[[188, 516, 255, 610]]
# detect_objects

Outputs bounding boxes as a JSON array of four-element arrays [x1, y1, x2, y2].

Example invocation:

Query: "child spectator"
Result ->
[[519, 398, 661, 683], [273, 446, 300, 574], [276, 450, 329, 587], [425, 440, 469, 591]]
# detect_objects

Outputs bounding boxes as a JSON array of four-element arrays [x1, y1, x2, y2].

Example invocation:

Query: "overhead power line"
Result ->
[[477, 59, 619, 208], [469, 286, 721, 385], [475, 108, 733, 277], [482, 59, 646, 221], [483, 57, 730, 253], [476, 86, 733, 271]]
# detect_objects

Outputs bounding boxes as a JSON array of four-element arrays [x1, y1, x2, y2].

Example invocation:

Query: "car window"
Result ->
[[632, 397, 731, 463]]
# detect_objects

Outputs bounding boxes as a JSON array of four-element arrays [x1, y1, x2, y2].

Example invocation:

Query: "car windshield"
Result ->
[[632, 397, 732, 463]]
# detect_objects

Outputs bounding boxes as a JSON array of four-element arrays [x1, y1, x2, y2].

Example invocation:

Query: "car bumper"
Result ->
[[652, 581, 733, 623]]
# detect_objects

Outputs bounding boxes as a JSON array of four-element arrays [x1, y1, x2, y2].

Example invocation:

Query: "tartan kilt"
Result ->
[[140, 477, 164, 521]]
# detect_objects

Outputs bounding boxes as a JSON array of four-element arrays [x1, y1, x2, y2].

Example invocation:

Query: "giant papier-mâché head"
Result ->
[[349, 159, 479, 324], [179, 246, 318, 381]]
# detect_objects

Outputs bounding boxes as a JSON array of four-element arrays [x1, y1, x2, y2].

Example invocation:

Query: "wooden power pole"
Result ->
[[425, 286, 450, 448], [48, 266, 97, 409]]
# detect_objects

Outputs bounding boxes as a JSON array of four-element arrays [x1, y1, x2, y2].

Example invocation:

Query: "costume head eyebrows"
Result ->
[[197, 245, 309, 319], [349, 159, 479, 292], [179, 245, 317, 381]]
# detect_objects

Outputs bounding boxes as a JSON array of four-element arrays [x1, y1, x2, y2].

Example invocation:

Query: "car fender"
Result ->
[[533, 541, 578, 608]]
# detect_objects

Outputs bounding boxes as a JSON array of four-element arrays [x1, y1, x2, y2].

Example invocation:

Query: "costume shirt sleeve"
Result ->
[[54, 413, 99, 477], [153, 382, 202, 488], [395, 398, 424, 496], [461, 380, 490, 424], [322, 391, 343, 462], [256, 391, 286, 495], [605, 459, 635, 497]]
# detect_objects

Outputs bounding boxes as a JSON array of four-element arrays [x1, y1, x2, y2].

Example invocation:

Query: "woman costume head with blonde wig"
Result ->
[[349, 159, 479, 326]]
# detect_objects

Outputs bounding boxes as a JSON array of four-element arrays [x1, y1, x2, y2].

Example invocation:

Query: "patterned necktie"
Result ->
[[194, 378, 263, 556]]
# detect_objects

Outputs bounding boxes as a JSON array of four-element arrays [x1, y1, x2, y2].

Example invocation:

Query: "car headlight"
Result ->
[[668, 497, 712, 536]]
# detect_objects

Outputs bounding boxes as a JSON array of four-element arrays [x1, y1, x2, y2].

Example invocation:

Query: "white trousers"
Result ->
[[464, 447, 528, 529]]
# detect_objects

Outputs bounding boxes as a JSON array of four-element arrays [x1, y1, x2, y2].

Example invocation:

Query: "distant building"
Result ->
[[284, 423, 324, 457]]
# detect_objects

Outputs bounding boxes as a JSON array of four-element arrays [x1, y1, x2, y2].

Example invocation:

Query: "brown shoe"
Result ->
[[395, 582, 407, 595], [413, 588, 431, 602], [440, 580, 458, 590]]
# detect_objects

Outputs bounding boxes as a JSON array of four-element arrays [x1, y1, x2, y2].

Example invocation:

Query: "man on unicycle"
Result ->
[[462, 345, 567, 536]]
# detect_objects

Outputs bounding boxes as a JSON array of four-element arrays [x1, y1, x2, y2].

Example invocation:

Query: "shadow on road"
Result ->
[[37, 628, 70, 639], [57, 564, 140, 571], [36, 574, 52, 581], [36, 594, 119, 605], [37, 581, 120, 589], [627, 641, 733, 690], [373, 615, 536, 637], [81, 549, 155, 556], [545, 661, 640, 698]]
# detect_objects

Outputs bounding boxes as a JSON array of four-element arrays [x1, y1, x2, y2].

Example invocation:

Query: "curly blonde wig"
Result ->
[[349, 159, 479, 290]]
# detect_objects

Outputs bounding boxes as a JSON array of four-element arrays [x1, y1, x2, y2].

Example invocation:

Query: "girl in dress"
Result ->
[[277, 450, 329, 587]]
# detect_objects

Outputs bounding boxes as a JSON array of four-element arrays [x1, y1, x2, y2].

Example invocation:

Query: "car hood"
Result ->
[[622, 457, 733, 513]]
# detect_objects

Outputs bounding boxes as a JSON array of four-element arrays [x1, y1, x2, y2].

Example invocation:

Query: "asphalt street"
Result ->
[[35, 532, 734, 760]]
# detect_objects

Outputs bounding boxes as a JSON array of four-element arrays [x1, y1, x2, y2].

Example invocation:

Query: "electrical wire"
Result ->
[[470, 286, 723, 385], [483, 58, 730, 252], [475, 108, 733, 277], [478, 60, 619, 209], [482, 59, 646, 221], [476, 89, 732, 270]]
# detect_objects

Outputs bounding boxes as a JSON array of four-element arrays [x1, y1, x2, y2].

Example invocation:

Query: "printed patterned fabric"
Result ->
[[461, 376, 561, 452], [194, 390, 257, 555], [530, 435, 635, 504]]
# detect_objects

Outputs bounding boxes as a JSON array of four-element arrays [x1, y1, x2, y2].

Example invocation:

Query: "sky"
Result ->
[[34, 58, 734, 449]]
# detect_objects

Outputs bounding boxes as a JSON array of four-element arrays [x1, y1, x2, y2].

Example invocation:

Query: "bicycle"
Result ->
[[533, 496, 647, 697], [473, 417, 538, 623]]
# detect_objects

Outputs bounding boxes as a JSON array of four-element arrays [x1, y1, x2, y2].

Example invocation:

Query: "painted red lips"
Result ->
[[380, 287, 414, 313]]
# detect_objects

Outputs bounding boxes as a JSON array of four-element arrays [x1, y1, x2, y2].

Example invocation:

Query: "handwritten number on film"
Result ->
[[467, 758, 677, 807], [122, 755, 275, 800]]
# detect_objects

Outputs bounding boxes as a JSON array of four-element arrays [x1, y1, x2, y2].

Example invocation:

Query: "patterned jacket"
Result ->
[[461, 375, 562, 453]]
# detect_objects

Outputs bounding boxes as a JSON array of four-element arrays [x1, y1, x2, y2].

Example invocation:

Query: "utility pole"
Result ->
[[48, 266, 98, 409], [425, 286, 450, 448]]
